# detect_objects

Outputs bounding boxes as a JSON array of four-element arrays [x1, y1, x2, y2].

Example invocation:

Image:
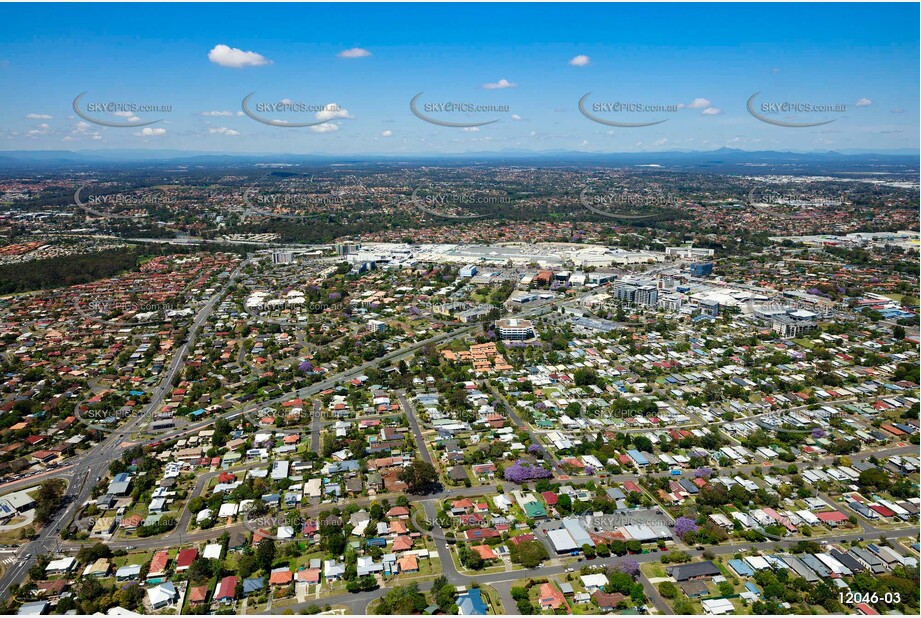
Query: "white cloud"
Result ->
[[136, 127, 166, 136], [337, 47, 371, 59], [208, 44, 272, 68], [202, 111, 234, 117], [308, 123, 339, 133], [112, 111, 134, 117], [26, 123, 51, 137], [687, 98, 711, 109], [890, 108, 905, 114], [511, 114, 522, 121], [855, 97, 872, 107], [26, 113, 52, 120], [482, 78, 516, 89], [701, 107, 723, 115], [381, 130, 393, 137], [315, 104, 352, 122], [71, 121, 102, 140], [654, 138, 668, 146], [209, 127, 240, 136], [462, 127, 480, 132], [569, 55, 590, 67]]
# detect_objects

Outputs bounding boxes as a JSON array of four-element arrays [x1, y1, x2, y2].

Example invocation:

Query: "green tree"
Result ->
[[256, 538, 276, 573], [399, 459, 438, 493]]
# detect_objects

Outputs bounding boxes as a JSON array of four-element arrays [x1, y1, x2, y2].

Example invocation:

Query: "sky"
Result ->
[[0, 2, 918, 155]]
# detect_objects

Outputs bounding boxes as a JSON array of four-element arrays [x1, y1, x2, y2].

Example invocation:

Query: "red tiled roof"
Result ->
[[217, 576, 238, 600], [176, 548, 198, 568], [148, 551, 169, 575]]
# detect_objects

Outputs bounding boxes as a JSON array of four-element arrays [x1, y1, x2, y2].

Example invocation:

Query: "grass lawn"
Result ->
[[289, 549, 326, 571], [0, 526, 31, 544], [477, 584, 503, 614], [883, 293, 920, 306], [640, 562, 668, 579], [112, 550, 154, 568]]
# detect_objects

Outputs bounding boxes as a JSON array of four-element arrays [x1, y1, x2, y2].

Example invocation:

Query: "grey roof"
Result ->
[[17, 601, 49, 616], [668, 561, 720, 581], [243, 577, 264, 595]]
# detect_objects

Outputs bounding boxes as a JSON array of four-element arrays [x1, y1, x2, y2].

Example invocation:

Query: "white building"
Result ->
[[496, 318, 535, 341]]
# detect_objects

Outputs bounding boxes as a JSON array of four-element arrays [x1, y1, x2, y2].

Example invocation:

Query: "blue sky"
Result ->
[[0, 2, 917, 154]]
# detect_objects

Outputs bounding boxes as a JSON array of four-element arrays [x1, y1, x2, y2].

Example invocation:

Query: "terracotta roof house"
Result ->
[[464, 528, 501, 541], [389, 520, 408, 535], [386, 506, 410, 519], [188, 586, 209, 606], [472, 545, 498, 560], [297, 568, 320, 584], [269, 567, 293, 586], [592, 591, 626, 612], [397, 555, 419, 573], [538, 582, 566, 610], [147, 551, 170, 580]]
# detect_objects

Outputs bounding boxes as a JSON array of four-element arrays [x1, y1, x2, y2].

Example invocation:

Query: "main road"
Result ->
[[0, 267, 581, 597], [0, 258, 250, 597]]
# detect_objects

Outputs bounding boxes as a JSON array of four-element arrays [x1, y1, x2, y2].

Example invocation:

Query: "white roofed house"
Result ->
[[796, 510, 821, 526], [148, 496, 169, 514], [45, 557, 76, 575], [580, 573, 609, 592], [324, 559, 345, 581], [357, 556, 383, 577], [147, 582, 180, 609], [547, 528, 579, 554], [304, 478, 323, 499], [115, 564, 142, 581], [708, 513, 733, 529], [218, 503, 239, 518], [271, 460, 290, 481], [203, 543, 223, 560]]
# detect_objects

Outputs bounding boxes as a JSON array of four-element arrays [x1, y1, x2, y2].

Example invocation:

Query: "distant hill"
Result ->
[[0, 147, 917, 172]]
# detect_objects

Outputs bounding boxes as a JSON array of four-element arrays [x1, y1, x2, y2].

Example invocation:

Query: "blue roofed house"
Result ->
[[626, 449, 649, 467], [457, 589, 488, 615], [243, 576, 265, 596], [728, 559, 754, 577]]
